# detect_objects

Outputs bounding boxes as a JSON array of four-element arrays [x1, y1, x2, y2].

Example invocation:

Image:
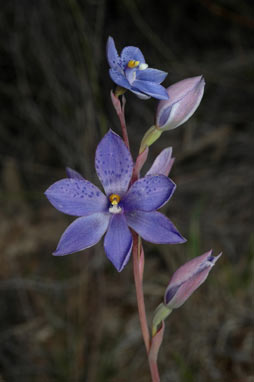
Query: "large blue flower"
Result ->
[[45, 130, 185, 272], [107, 36, 169, 100]]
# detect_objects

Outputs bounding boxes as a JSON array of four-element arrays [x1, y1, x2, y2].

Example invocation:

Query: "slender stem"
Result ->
[[149, 360, 160, 382], [130, 147, 149, 186], [148, 322, 165, 382], [133, 234, 161, 381], [132, 232, 150, 353], [118, 95, 130, 150], [110, 91, 130, 150]]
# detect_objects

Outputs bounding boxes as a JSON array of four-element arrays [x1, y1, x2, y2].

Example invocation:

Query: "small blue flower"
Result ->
[[107, 36, 169, 100], [45, 130, 185, 272]]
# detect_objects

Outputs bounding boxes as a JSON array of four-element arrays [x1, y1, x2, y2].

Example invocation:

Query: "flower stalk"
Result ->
[[110, 90, 130, 150], [133, 231, 162, 382], [132, 232, 150, 353]]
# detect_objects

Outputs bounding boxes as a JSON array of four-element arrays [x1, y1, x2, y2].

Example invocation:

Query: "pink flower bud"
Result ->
[[165, 250, 221, 309], [156, 76, 205, 131]]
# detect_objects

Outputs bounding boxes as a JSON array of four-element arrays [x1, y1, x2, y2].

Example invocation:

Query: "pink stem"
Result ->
[[148, 322, 165, 382], [118, 95, 130, 150], [132, 232, 150, 353], [110, 91, 130, 150], [149, 360, 160, 382], [130, 147, 149, 185], [132, 233, 161, 382]]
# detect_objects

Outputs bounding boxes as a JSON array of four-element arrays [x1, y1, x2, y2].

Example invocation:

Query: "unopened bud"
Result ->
[[156, 76, 205, 131]]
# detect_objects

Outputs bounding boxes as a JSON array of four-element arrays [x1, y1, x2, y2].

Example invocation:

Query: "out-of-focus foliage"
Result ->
[[0, 0, 253, 381]]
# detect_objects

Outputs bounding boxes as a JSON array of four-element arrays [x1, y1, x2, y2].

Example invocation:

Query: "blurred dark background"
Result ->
[[0, 0, 253, 381]]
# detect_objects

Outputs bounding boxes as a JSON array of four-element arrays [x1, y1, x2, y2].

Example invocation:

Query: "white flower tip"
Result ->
[[139, 63, 148, 70]]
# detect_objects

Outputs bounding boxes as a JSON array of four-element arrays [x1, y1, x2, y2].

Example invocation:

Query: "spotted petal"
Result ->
[[136, 68, 168, 84], [122, 175, 175, 212], [95, 130, 133, 196], [53, 213, 110, 255], [126, 211, 186, 244], [104, 214, 133, 272], [106, 36, 121, 70], [121, 46, 145, 68], [132, 80, 169, 100], [109, 69, 132, 90], [45, 178, 108, 216]]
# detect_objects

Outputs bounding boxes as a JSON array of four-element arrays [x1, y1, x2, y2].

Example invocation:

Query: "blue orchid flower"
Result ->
[[107, 36, 169, 100], [45, 130, 185, 272]]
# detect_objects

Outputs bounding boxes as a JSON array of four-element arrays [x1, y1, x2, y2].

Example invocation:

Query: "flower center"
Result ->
[[109, 193, 122, 214], [128, 60, 140, 68]]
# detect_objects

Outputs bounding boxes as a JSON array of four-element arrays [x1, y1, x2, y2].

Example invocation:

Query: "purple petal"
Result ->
[[121, 46, 145, 68], [164, 251, 222, 308], [53, 213, 110, 255], [66, 167, 84, 180], [45, 178, 108, 216], [132, 80, 169, 100], [146, 148, 174, 177], [164, 284, 180, 303], [104, 214, 133, 272], [109, 68, 131, 90], [126, 211, 186, 244], [122, 175, 175, 212], [136, 68, 168, 84], [95, 130, 133, 196], [158, 105, 172, 127], [106, 36, 121, 70]]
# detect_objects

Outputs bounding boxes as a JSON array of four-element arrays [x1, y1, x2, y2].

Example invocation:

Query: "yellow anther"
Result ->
[[128, 60, 140, 68], [109, 194, 120, 205]]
